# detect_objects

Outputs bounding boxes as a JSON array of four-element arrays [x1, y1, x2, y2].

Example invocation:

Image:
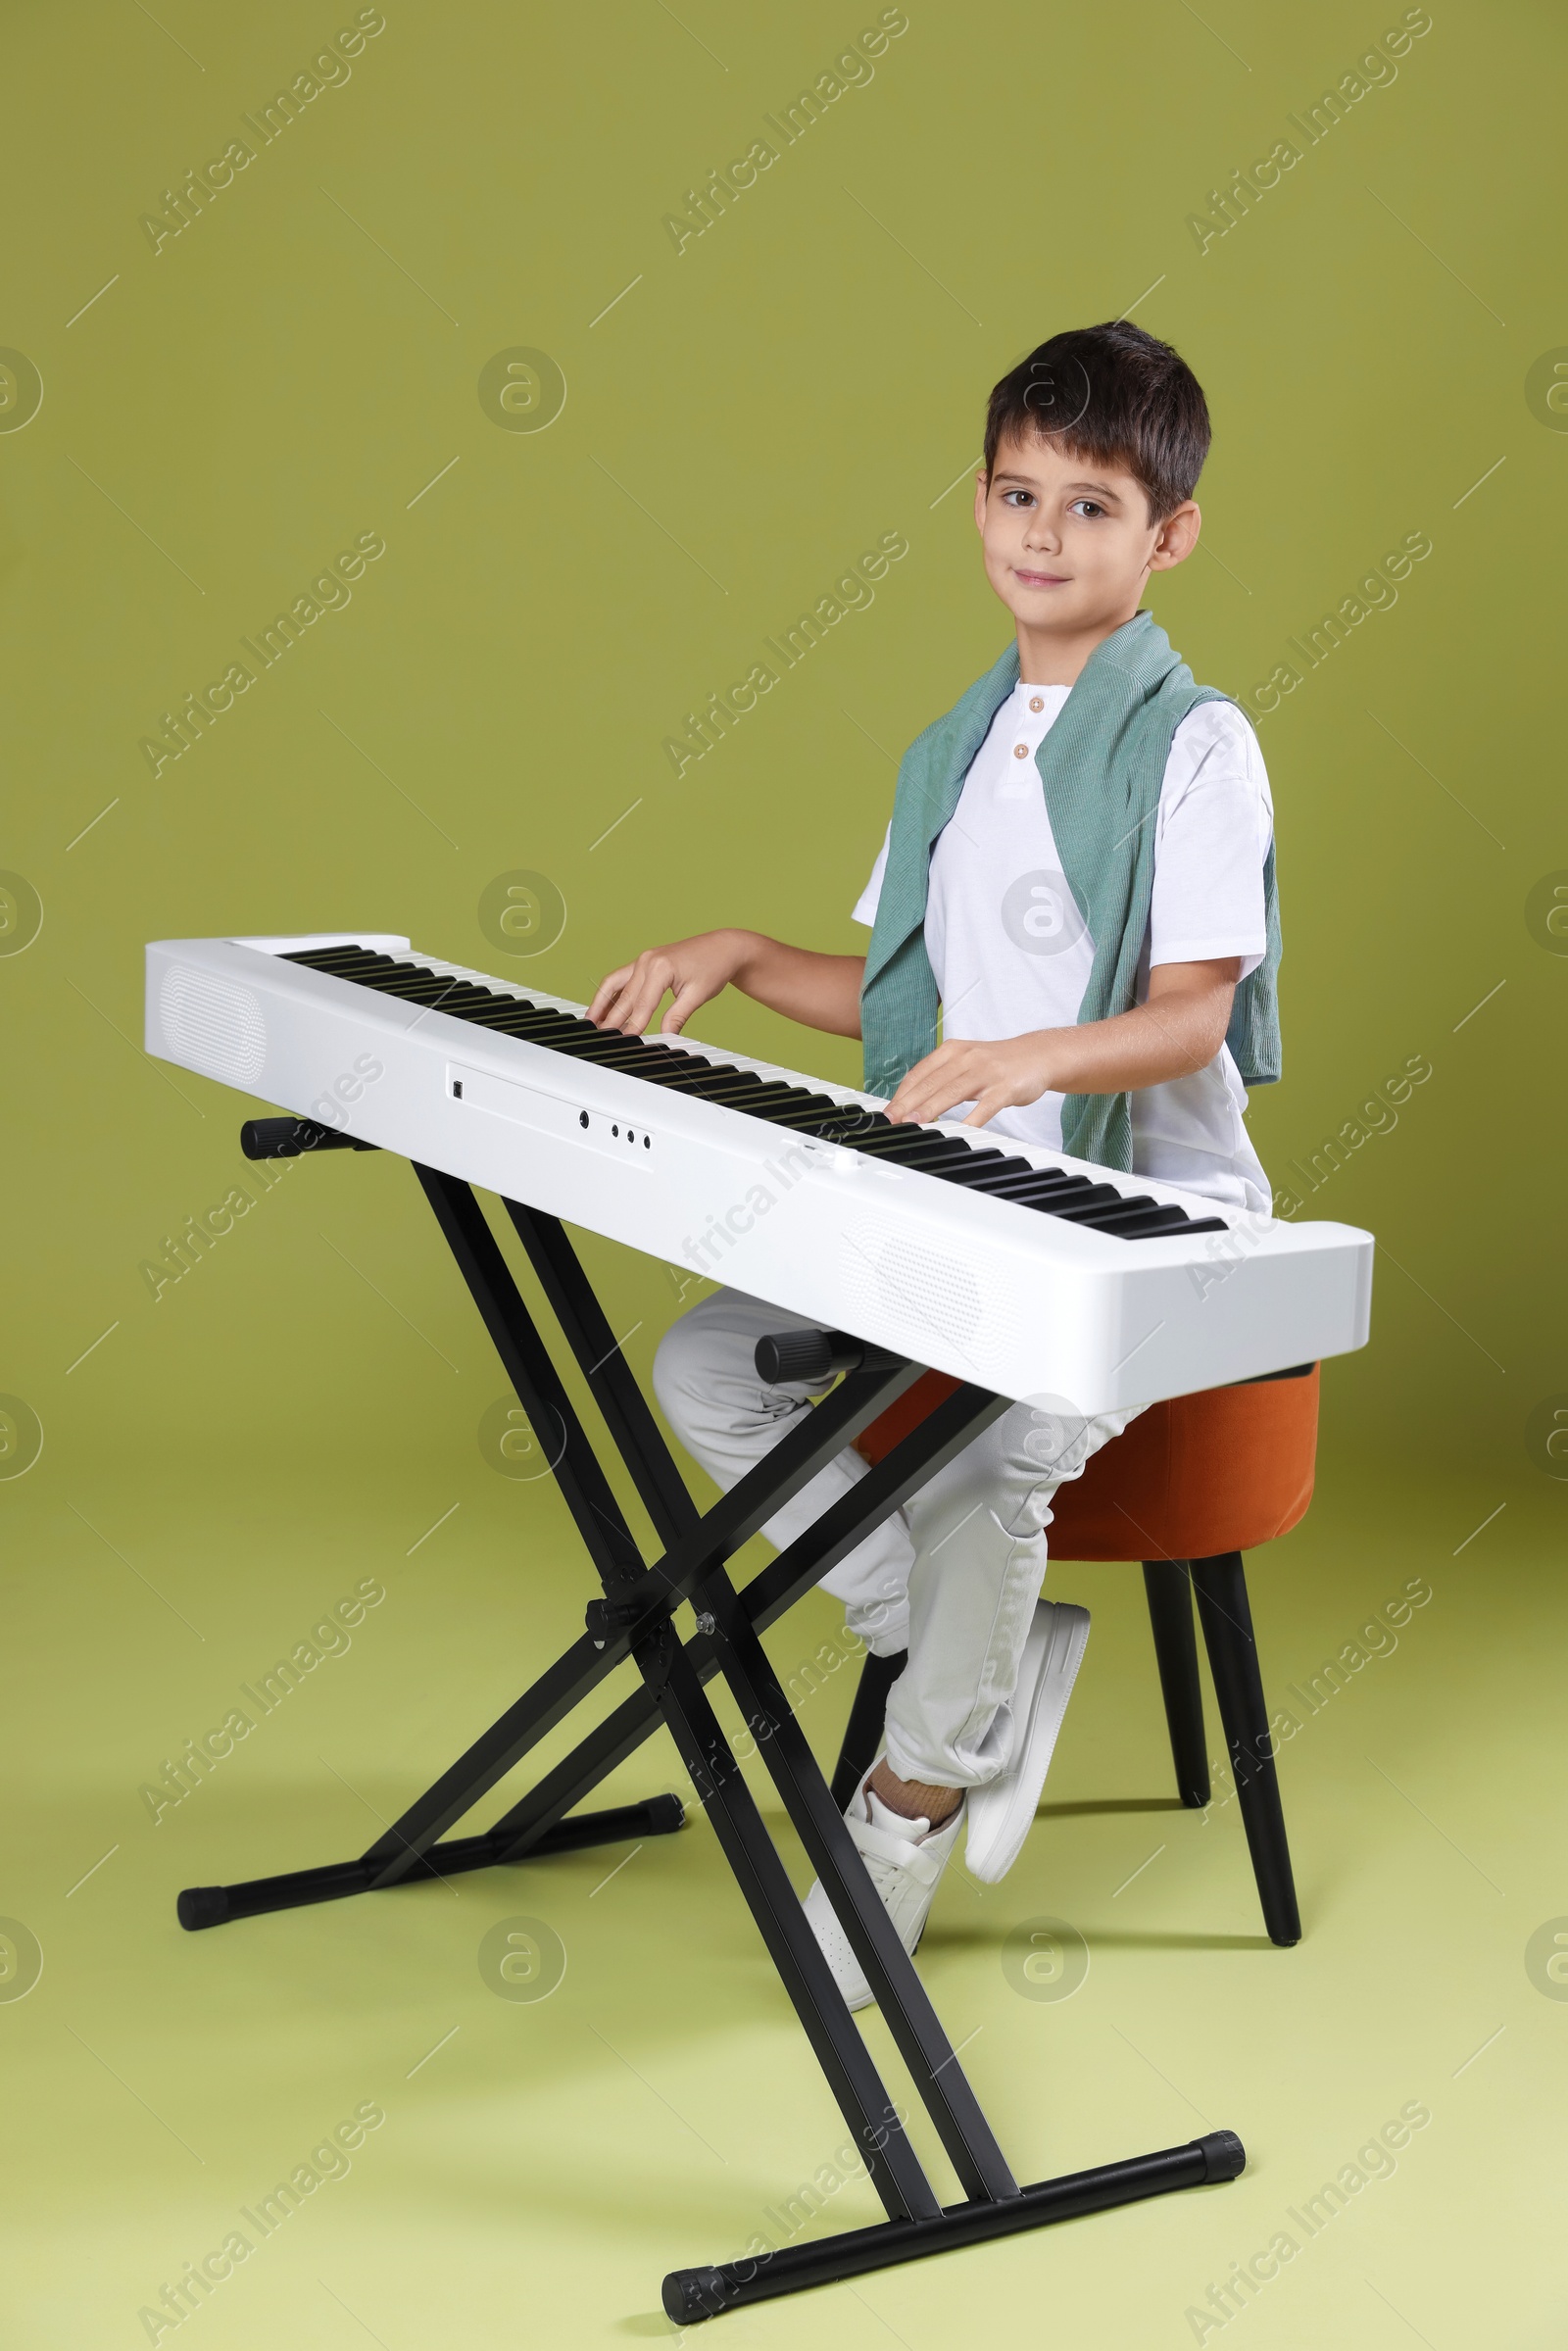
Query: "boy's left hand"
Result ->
[[886, 1035, 1059, 1129], [882, 960, 1243, 1128]]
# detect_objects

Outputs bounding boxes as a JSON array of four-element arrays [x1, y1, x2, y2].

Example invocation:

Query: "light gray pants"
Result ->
[[653, 1288, 1141, 1789]]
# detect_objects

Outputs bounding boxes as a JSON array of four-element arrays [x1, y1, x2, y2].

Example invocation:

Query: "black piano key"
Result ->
[[929, 1152, 1034, 1188], [965, 1165, 1077, 1197], [560, 1038, 669, 1066], [840, 1123, 950, 1153], [543, 1031, 672, 1064], [286, 946, 379, 970], [485, 1008, 585, 1037], [986, 1171, 1098, 1203], [458, 1004, 554, 1033], [606, 1048, 747, 1081], [357, 973, 453, 1000], [424, 990, 507, 1016], [849, 1131, 982, 1168], [737, 1090, 846, 1125], [658, 1065, 761, 1097], [578, 1041, 689, 1071], [1099, 1205, 1204, 1238], [1023, 1184, 1125, 1222], [761, 1102, 879, 1134], [717, 1087, 822, 1121], [1064, 1194, 1161, 1229]]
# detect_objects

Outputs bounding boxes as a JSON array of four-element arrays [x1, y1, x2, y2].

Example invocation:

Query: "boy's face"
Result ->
[[973, 431, 1200, 644]]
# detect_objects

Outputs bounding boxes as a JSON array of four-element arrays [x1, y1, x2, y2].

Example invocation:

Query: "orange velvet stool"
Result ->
[[837, 1366, 1319, 1944]]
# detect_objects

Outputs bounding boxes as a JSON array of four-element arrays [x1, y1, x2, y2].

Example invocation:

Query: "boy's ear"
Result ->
[[972, 467, 990, 533], [1149, 500, 1201, 571]]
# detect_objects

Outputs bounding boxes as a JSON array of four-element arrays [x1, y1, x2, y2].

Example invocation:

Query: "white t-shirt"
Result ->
[[853, 679, 1275, 1211]]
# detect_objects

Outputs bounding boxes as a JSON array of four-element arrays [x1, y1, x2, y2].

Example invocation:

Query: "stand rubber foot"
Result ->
[[177, 1886, 230, 1932]]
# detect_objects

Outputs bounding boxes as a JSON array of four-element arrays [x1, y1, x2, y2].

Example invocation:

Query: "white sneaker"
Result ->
[[964, 1599, 1091, 1885], [803, 1770, 966, 2012]]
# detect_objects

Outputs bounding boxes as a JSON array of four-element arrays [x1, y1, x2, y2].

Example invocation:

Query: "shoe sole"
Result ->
[[964, 1601, 1090, 1884]]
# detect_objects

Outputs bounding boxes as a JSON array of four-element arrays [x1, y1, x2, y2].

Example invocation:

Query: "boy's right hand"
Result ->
[[588, 929, 751, 1036]]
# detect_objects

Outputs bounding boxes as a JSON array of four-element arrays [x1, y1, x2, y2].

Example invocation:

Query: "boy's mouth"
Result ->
[[1014, 567, 1068, 587]]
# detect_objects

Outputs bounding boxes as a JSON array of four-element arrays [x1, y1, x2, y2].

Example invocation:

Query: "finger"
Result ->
[[604, 984, 654, 1035], [588, 964, 635, 1024], [596, 957, 662, 1032], [610, 959, 675, 1034], [891, 1064, 955, 1122], [624, 981, 676, 1035], [898, 1081, 960, 1125], [662, 979, 710, 1035]]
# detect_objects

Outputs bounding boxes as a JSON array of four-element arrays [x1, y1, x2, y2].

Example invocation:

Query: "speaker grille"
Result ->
[[841, 1218, 1012, 1365], [160, 965, 267, 1088]]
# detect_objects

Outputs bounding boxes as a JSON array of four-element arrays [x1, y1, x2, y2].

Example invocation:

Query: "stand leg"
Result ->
[[1189, 1552, 1301, 1946], [699, 1589, 1016, 2203], [645, 1625, 943, 2226], [501, 1200, 699, 1548], [1142, 1561, 1209, 1808], [830, 1649, 906, 1810]]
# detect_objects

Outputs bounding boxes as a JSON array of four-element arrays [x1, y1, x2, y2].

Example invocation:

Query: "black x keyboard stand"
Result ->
[[176, 1133, 1244, 2321]]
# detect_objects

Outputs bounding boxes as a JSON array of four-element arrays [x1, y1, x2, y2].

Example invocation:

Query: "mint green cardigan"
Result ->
[[858, 612, 1281, 1172]]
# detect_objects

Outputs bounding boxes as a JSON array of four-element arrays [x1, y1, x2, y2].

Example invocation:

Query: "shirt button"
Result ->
[[1012, 742, 1028, 759], [1029, 696, 1045, 712]]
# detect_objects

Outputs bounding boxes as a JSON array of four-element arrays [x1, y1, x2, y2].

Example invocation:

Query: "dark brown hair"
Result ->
[[982, 322, 1211, 523]]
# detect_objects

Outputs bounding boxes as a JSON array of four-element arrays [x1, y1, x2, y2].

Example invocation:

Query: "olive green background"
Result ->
[[3, 4, 1564, 2346]]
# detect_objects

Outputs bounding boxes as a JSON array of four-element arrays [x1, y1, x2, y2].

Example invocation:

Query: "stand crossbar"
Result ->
[[177, 1153, 1245, 2311]]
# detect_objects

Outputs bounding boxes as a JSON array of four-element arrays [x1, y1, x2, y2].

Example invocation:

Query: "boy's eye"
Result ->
[[1068, 499, 1105, 518], [1002, 489, 1034, 508]]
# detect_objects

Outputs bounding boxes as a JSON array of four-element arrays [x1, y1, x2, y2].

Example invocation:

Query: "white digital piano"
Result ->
[[145, 931, 1371, 1414]]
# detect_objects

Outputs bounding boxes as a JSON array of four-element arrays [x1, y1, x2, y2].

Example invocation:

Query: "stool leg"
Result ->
[[830, 1649, 906, 1811], [1189, 1552, 1301, 1947], [1142, 1561, 1209, 1807]]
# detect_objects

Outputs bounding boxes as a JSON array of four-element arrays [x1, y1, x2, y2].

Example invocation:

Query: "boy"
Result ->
[[589, 322, 1279, 2008]]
